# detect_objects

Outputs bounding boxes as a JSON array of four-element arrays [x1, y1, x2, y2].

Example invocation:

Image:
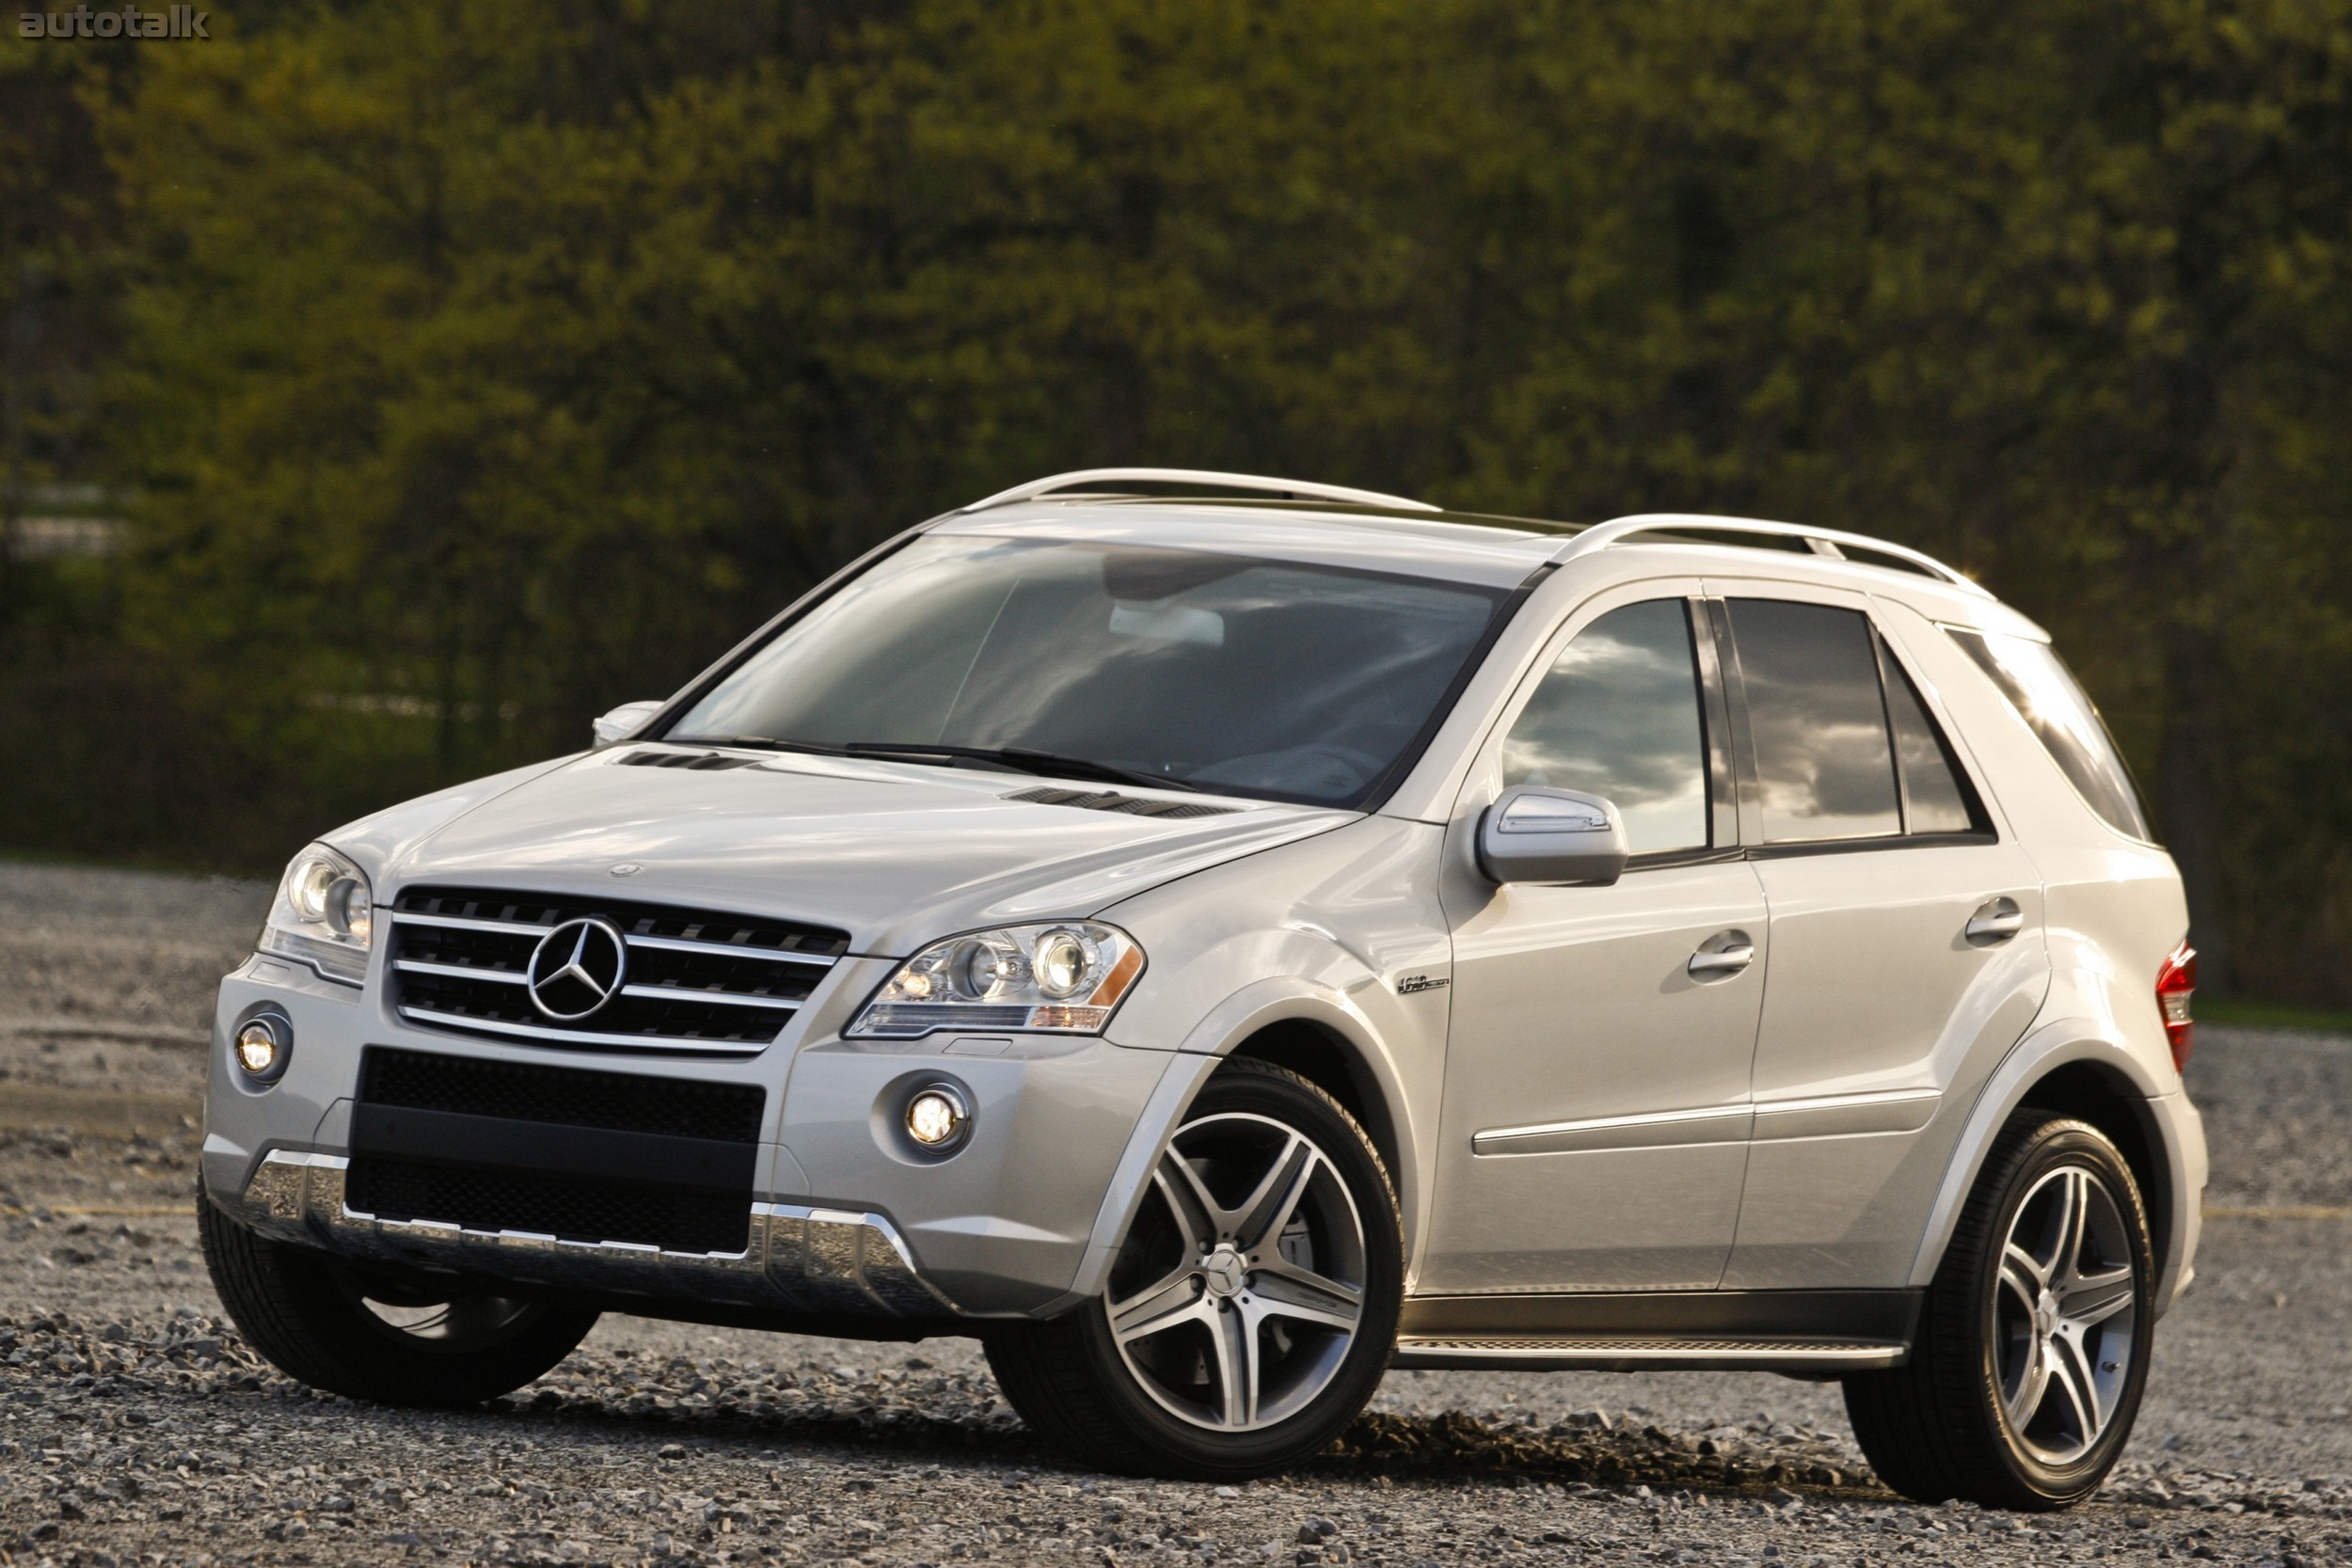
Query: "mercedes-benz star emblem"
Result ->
[[527, 917, 628, 1021]]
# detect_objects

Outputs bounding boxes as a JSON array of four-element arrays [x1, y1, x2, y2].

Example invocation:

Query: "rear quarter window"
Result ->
[[1944, 626, 2152, 841]]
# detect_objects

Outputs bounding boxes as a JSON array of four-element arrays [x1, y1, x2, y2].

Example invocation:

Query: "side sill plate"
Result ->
[[1390, 1337, 1906, 1373]]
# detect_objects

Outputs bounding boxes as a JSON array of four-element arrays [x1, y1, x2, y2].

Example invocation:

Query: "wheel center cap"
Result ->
[[1200, 1243, 1248, 1299], [2035, 1291, 2059, 1338]]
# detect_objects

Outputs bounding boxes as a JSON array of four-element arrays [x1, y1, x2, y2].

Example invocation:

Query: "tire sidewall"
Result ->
[[1962, 1119, 2156, 1505], [1077, 1065, 1404, 1476]]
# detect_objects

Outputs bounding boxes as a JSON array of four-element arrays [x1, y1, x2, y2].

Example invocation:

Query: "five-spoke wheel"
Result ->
[[986, 1059, 1402, 1479], [1993, 1164, 2139, 1465], [1106, 1111, 1369, 1432], [1845, 1112, 2155, 1510]]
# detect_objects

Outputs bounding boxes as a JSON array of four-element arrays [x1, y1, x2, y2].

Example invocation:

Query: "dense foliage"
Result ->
[[5, 0, 2352, 999]]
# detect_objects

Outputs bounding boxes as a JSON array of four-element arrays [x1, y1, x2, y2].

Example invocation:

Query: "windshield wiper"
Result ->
[[841, 742, 1203, 794], [671, 735, 856, 758]]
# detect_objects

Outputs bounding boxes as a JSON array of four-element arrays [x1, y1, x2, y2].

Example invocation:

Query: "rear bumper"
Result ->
[[235, 1148, 956, 1318]]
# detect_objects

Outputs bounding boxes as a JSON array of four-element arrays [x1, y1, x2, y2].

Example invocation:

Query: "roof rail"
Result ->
[[1555, 513, 1989, 596], [960, 467, 1440, 515]]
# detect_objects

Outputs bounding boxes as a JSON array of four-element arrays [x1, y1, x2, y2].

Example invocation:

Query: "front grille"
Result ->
[[346, 1158, 751, 1255], [388, 885, 849, 1053], [359, 1047, 764, 1142]]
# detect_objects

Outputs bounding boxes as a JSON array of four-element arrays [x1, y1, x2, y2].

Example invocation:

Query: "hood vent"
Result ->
[[619, 749, 759, 771], [1005, 785, 1238, 819]]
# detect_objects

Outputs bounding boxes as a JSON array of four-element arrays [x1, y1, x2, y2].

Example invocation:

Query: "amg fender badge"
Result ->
[[1395, 974, 1450, 995]]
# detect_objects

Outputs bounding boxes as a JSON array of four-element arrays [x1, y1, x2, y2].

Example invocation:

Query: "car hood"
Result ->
[[361, 747, 1355, 956]]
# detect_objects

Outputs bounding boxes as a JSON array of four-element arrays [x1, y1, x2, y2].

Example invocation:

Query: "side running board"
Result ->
[[1391, 1337, 1905, 1373]]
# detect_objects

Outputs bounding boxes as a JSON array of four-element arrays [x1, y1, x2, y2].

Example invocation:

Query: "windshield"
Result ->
[[666, 533, 1509, 807]]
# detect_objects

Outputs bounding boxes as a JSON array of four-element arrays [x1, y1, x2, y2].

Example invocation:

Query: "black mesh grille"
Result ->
[[359, 1047, 764, 1142], [346, 1158, 750, 1255], [389, 885, 847, 1049]]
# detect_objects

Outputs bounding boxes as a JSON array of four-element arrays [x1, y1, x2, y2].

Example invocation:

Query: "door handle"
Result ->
[[1687, 932, 1756, 978], [1964, 896, 2026, 945]]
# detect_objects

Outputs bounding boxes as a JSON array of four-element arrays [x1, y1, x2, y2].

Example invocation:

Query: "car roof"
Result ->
[[932, 500, 1566, 590], [932, 471, 2010, 622]]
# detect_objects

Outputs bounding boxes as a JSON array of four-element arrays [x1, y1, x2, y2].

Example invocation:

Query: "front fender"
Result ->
[[1907, 1015, 2203, 1314], [1051, 979, 1424, 1311]]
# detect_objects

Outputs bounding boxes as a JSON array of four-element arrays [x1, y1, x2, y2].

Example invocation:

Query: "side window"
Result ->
[[1724, 599, 1902, 843], [1502, 599, 1709, 855], [1946, 626, 2150, 840], [1879, 648, 1980, 834]]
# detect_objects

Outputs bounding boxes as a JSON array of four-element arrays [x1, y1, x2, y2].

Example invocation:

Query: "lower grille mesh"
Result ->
[[346, 1158, 751, 1256], [359, 1047, 765, 1142]]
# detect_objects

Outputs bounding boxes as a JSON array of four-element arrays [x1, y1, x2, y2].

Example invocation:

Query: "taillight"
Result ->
[[2155, 940, 2197, 1071]]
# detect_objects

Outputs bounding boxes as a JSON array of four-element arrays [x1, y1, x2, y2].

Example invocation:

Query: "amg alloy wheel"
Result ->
[[986, 1060, 1402, 1479], [200, 1195, 598, 1407], [1992, 1164, 2140, 1466], [1844, 1113, 2155, 1510]]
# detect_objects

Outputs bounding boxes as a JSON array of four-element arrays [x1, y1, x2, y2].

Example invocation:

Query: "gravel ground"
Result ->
[[6, 858, 2352, 1566]]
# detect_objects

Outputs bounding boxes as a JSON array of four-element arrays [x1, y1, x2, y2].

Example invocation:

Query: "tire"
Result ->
[[1843, 1112, 2156, 1510], [199, 1194, 599, 1407], [985, 1059, 1404, 1480]]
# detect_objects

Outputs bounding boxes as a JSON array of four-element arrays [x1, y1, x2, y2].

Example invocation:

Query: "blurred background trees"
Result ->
[[4, 0, 2352, 1002]]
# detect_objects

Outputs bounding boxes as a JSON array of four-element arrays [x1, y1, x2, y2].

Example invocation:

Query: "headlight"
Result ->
[[848, 922, 1144, 1039], [258, 843, 373, 986]]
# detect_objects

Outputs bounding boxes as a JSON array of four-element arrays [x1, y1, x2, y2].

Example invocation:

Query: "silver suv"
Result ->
[[200, 469, 2204, 1509]]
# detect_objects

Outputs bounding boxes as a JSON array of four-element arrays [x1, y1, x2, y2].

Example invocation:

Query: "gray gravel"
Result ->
[[7, 857, 2352, 1565]]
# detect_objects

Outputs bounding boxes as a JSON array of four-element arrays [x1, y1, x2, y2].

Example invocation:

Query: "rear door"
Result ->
[[1707, 583, 2050, 1289]]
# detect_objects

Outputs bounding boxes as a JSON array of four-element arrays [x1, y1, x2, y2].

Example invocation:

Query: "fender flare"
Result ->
[[1047, 978, 1417, 1311], [1906, 1015, 2194, 1310]]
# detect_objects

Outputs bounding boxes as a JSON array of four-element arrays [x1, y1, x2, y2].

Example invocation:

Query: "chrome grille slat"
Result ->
[[394, 1006, 789, 1053], [391, 910, 553, 937], [394, 958, 530, 985], [624, 932, 837, 968], [618, 983, 805, 1011]]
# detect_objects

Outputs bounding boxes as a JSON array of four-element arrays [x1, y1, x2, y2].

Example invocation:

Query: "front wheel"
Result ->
[[200, 1196, 599, 1406], [985, 1059, 1403, 1479], [1844, 1113, 2156, 1510]]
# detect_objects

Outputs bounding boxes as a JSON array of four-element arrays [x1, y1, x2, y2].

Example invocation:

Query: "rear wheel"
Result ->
[[985, 1060, 1402, 1479], [199, 1196, 598, 1406], [1844, 1113, 2155, 1509]]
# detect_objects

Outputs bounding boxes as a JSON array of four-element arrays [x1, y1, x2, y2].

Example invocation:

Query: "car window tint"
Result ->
[[1946, 626, 2151, 840], [1727, 599, 1901, 843], [1880, 646, 1978, 834], [1502, 598, 1708, 854]]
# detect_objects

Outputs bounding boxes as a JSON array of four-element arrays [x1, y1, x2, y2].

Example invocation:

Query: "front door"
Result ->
[[1422, 584, 1766, 1295]]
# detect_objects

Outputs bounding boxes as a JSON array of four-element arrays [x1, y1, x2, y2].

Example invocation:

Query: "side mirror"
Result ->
[[1476, 785, 1629, 886], [592, 699, 666, 749]]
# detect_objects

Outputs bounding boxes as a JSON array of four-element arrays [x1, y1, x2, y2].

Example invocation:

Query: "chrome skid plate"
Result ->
[[238, 1149, 956, 1319]]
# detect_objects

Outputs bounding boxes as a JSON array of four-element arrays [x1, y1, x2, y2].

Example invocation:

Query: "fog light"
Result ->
[[234, 1017, 287, 1082], [904, 1085, 970, 1150]]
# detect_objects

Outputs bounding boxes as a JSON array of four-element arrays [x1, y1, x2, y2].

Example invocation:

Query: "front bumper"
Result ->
[[205, 951, 1182, 1323], [238, 1150, 953, 1317]]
